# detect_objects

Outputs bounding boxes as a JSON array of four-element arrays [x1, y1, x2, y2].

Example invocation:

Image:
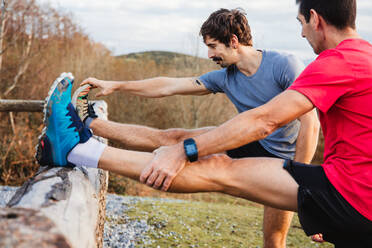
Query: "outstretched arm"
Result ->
[[140, 89, 315, 191], [80, 77, 210, 98], [193, 90, 314, 156]]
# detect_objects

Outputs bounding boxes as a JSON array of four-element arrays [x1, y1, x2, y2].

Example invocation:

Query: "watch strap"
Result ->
[[183, 138, 198, 162]]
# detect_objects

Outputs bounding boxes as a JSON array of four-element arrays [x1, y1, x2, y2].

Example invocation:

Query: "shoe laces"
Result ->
[[76, 87, 91, 121]]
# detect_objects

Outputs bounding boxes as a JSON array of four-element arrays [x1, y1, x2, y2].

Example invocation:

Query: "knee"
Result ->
[[205, 153, 233, 165], [198, 154, 234, 188]]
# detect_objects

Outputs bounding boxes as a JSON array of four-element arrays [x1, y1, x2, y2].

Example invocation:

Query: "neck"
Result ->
[[235, 46, 262, 76], [323, 26, 361, 50]]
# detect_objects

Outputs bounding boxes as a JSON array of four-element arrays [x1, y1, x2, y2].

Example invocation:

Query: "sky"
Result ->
[[37, 0, 372, 63]]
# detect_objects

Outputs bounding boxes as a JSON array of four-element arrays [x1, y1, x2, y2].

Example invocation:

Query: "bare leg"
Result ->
[[90, 118, 214, 152], [263, 206, 294, 248], [98, 146, 299, 211]]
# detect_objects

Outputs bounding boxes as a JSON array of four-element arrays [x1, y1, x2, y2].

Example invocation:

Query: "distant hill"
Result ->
[[117, 51, 210, 66], [119, 50, 315, 67]]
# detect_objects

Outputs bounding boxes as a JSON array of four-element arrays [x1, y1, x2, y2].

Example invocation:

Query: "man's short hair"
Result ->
[[296, 0, 356, 30], [200, 8, 253, 47]]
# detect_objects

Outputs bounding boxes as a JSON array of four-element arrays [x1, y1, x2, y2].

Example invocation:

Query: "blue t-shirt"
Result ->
[[199, 50, 305, 159]]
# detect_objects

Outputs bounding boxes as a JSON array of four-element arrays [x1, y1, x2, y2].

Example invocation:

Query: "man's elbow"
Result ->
[[259, 120, 280, 140], [157, 85, 176, 97]]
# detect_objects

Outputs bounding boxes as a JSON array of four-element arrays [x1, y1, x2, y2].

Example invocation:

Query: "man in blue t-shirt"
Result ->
[[63, 8, 320, 248]]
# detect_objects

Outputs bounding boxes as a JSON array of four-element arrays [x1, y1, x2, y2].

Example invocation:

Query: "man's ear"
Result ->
[[230, 35, 239, 49], [310, 8, 327, 40], [309, 9, 321, 30]]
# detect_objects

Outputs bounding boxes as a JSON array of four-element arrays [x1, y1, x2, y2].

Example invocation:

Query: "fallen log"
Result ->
[[0, 100, 109, 248]]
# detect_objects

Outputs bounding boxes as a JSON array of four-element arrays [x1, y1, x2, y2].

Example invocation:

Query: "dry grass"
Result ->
[[0, 0, 325, 190]]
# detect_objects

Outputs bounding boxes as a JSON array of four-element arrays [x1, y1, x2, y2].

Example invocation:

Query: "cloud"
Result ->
[[38, 0, 372, 62]]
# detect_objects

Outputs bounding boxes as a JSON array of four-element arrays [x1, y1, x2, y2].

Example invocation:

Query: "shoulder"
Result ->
[[266, 50, 304, 69], [264, 50, 305, 82], [294, 49, 353, 88], [200, 68, 229, 79], [317, 48, 346, 63], [304, 49, 349, 75], [199, 68, 229, 93]]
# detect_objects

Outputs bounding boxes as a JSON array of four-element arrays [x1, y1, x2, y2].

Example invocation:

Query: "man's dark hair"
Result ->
[[200, 8, 253, 47], [296, 0, 356, 29]]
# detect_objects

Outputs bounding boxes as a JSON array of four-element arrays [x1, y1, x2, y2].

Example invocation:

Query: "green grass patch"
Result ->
[[126, 199, 333, 248]]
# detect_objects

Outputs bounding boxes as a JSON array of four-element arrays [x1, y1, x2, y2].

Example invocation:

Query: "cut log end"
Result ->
[[0, 208, 72, 248]]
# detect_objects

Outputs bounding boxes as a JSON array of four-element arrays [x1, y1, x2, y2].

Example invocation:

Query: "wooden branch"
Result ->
[[0, 100, 109, 248], [9, 112, 16, 134], [3, 25, 33, 97], [0, 99, 44, 112], [0, 99, 106, 112], [0, 0, 7, 69]]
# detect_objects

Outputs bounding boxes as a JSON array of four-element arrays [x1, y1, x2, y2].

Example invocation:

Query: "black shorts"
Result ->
[[226, 141, 280, 159], [283, 160, 372, 248]]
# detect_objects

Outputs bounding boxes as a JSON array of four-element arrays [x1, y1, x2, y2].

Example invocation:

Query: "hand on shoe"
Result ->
[[140, 143, 187, 191], [81, 78, 119, 97], [311, 233, 324, 243]]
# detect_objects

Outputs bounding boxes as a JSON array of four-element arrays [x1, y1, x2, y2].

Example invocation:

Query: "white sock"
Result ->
[[67, 137, 107, 168]]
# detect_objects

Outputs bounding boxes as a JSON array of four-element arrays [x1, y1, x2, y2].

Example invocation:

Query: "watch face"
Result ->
[[186, 144, 197, 154]]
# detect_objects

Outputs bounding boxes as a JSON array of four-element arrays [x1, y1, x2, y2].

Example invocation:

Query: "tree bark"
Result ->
[[0, 99, 44, 112], [0, 208, 71, 248]]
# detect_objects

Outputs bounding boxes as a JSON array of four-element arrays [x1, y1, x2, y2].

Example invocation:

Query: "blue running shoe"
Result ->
[[35, 73, 92, 166]]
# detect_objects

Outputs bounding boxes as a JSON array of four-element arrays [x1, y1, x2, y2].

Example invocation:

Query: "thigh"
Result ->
[[170, 154, 298, 211], [223, 157, 298, 211], [180, 155, 299, 211]]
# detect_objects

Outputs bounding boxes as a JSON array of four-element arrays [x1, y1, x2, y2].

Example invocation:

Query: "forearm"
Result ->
[[195, 108, 276, 157], [165, 127, 215, 143], [293, 109, 320, 163], [193, 90, 314, 159], [83, 76, 209, 98]]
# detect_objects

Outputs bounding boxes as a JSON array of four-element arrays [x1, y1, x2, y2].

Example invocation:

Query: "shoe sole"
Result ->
[[35, 72, 74, 165]]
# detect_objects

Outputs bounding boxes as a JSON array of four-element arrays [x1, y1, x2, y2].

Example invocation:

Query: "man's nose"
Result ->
[[208, 50, 214, 58]]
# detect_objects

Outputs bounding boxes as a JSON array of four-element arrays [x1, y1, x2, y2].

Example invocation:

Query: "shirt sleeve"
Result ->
[[274, 54, 305, 90], [289, 50, 355, 113], [198, 69, 227, 94]]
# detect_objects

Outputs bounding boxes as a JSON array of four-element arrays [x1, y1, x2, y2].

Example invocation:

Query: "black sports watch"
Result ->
[[183, 138, 198, 162]]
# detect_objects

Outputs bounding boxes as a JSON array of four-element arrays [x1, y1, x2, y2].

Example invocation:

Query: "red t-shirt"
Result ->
[[289, 39, 372, 221]]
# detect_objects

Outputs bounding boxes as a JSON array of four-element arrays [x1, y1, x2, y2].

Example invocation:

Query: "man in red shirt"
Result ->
[[38, 0, 372, 246]]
